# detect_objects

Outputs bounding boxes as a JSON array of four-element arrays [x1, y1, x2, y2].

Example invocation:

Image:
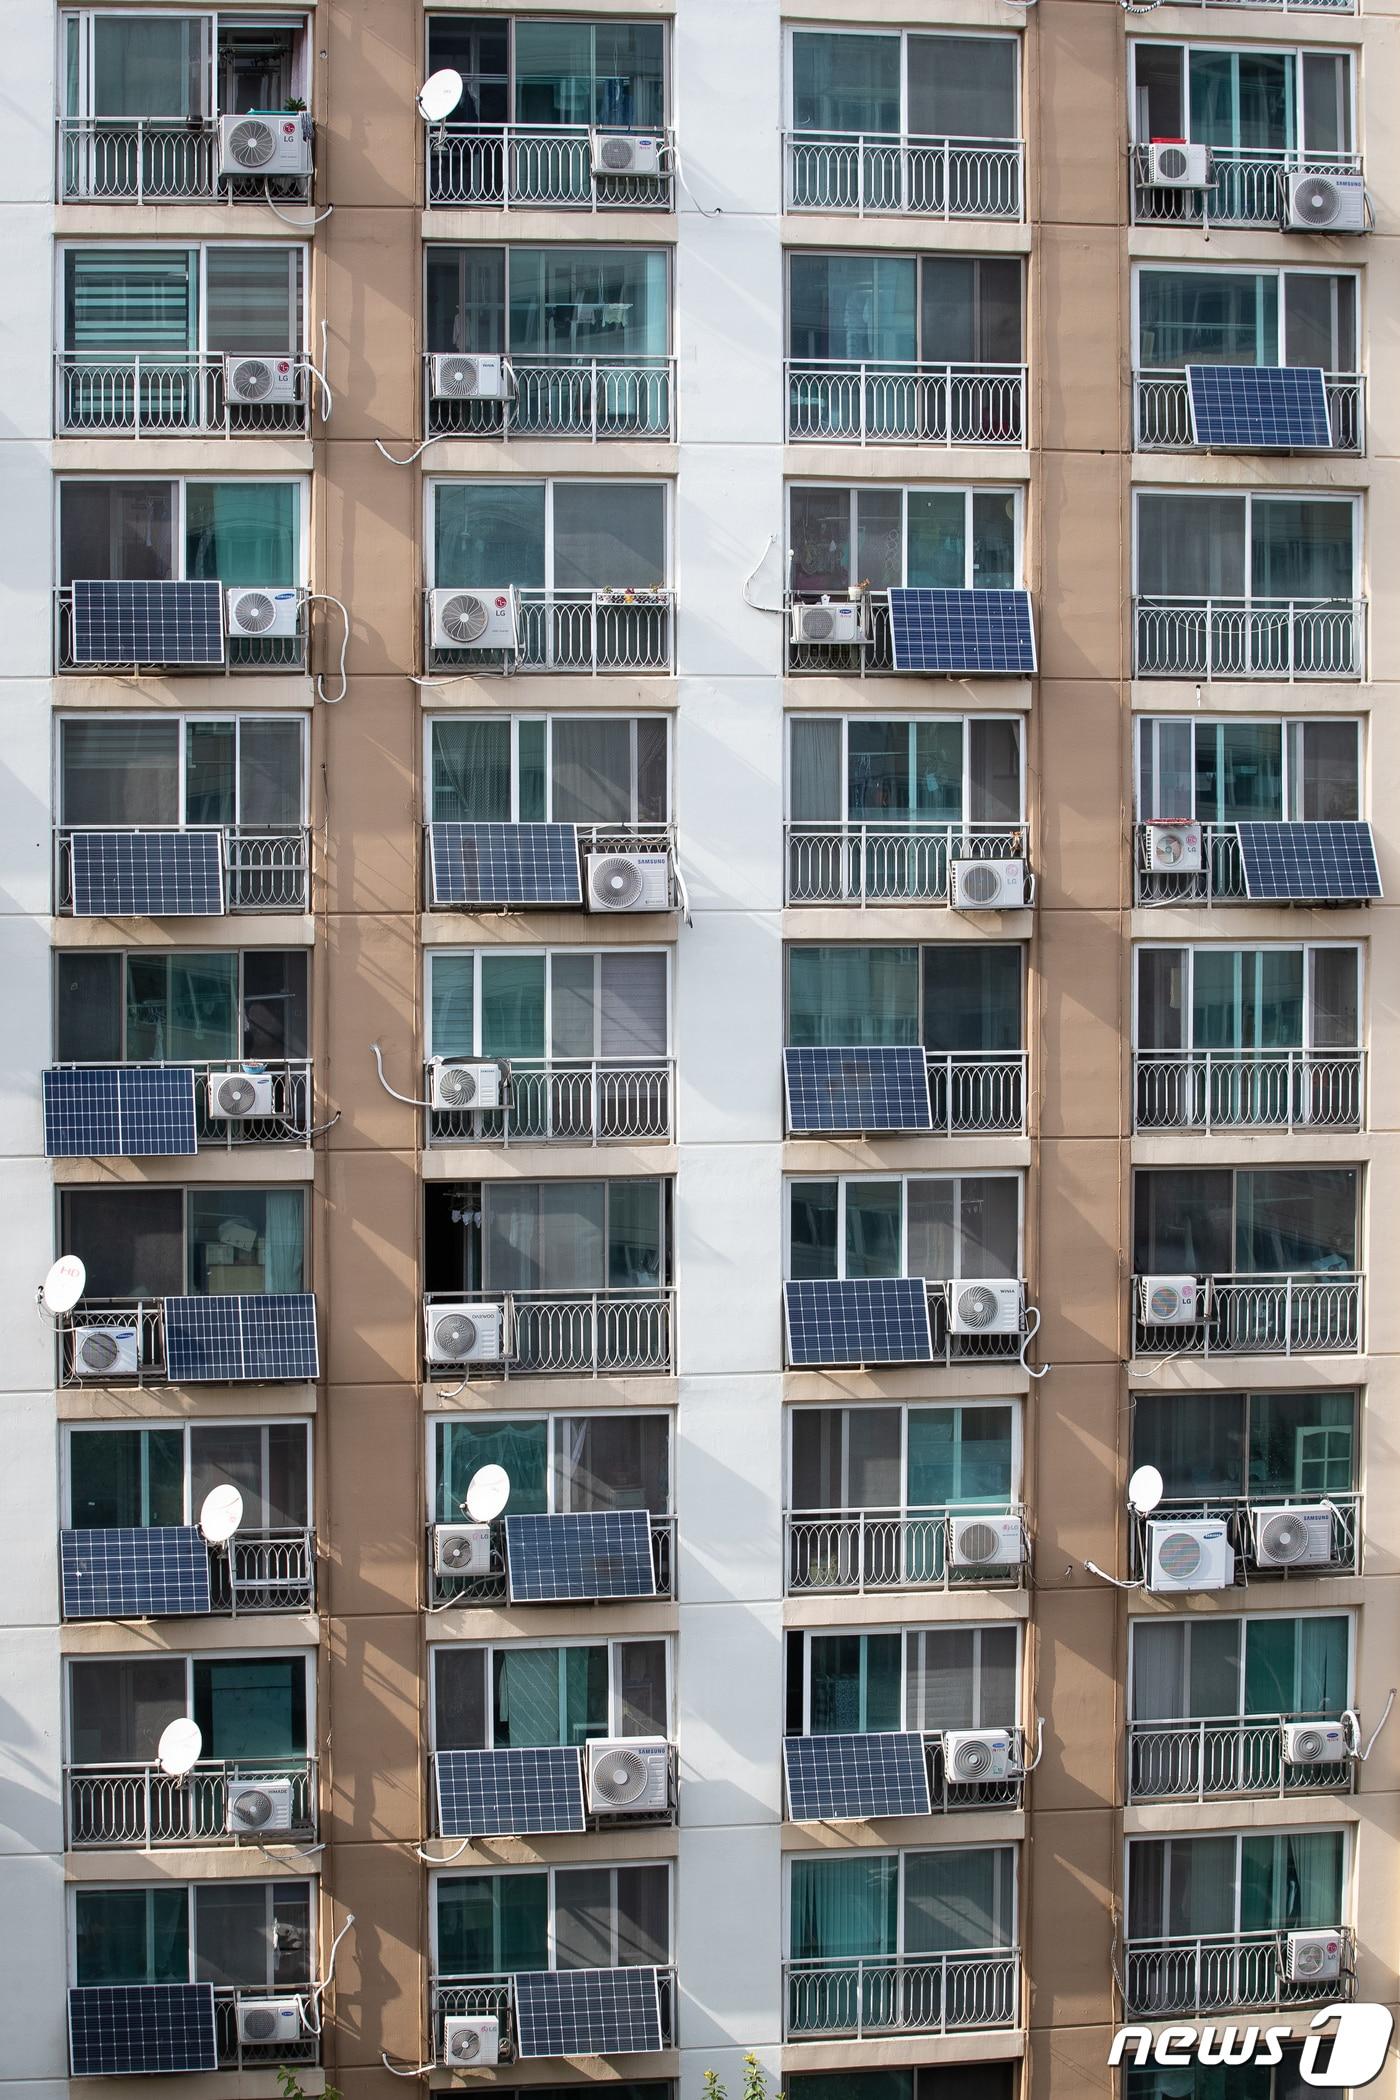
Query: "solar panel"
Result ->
[[43, 1066, 198, 1158], [69, 830, 225, 918], [428, 823, 583, 907], [784, 1046, 931, 1134], [1186, 365, 1331, 451], [887, 588, 1036, 675], [60, 1527, 212, 1618], [512, 1967, 664, 2060], [163, 1294, 320, 1383], [1236, 821, 1381, 901], [69, 1983, 218, 2076], [505, 1511, 656, 1603], [435, 1747, 586, 1837], [784, 1733, 933, 1822], [784, 1277, 933, 1367], [70, 579, 225, 667]]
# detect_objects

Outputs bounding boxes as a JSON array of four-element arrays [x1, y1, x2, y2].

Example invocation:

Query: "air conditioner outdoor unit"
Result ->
[[950, 1279, 1024, 1336], [1281, 1720, 1347, 1766], [1144, 821, 1203, 873], [236, 1997, 306, 2046], [949, 1514, 1026, 1569], [426, 1302, 504, 1366], [1138, 1275, 1208, 1326], [1254, 1504, 1336, 1569], [207, 1069, 275, 1120], [590, 130, 664, 178], [790, 600, 864, 646], [586, 851, 672, 913], [1147, 141, 1210, 188], [429, 1059, 503, 1112], [219, 112, 311, 178], [431, 586, 520, 652], [434, 1521, 494, 1577], [1286, 1929, 1344, 1985], [430, 353, 514, 402], [1287, 172, 1367, 234], [1147, 1519, 1235, 1593], [226, 587, 300, 641], [585, 1736, 671, 1815], [951, 858, 1027, 911], [226, 1777, 295, 1835], [72, 1324, 139, 1379], [225, 354, 300, 406], [442, 2016, 500, 2068], [944, 1728, 1013, 1784]]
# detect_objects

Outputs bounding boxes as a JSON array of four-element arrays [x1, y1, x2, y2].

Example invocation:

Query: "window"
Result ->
[[68, 1653, 309, 1764], [789, 1848, 1016, 1962], [788, 1175, 1022, 1283], [59, 1187, 308, 1298], [424, 1179, 669, 1295], [1131, 1389, 1357, 1502], [790, 1404, 1019, 1515], [426, 247, 669, 361], [73, 1882, 313, 1988], [435, 1864, 671, 1975], [785, 1626, 1018, 1736], [61, 246, 304, 359], [1134, 492, 1357, 605], [1129, 1614, 1349, 1725], [431, 479, 667, 593], [66, 1419, 311, 1530], [1135, 716, 1360, 824], [787, 257, 1023, 368], [1123, 2049, 1322, 2100], [788, 717, 1024, 828], [425, 17, 665, 130], [1130, 43, 1354, 158], [61, 12, 309, 121], [433, 1638, 669, 1748], [790, 2072, 1018, 2100], [59, 480, 303, 587], [428, 715, 668, 827], [1133, 1168, 1358, 1276], [787, 946, 1022, 1054], [57, 716, 307, 830], [1135, 268, 1358, 373], [56, 950, 307, 1064], [1126, 1829, 1346, 1939], [433, 1412, 670, 1525], [429, 948, 668, 1065], [789, 487, 1019, 595], [790, 29, 1018, 142], [1135, 946, 1360, 1054]]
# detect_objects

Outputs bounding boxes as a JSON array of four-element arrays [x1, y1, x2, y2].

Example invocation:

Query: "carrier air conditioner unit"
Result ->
[[236, 1997, 306, 2046], [949, 1514, 1026, 1569], [1281, 1720, 1347, 1766], [790, 599, 864, 647], [1287, 172, 1367, 234], [207, 1069, 275, 1120], [1254, 1504, 1336, 1569], [219, 112, 311, 178], [434, 1522, 494, 1577], [586, 851, 672, 913], [951, 858, 1027, 911], [1147, 1519, 1235, 1593], [944, 1728, 1013, 1785], [1138, 1275, 1208, 1326], [585, 1736, 671, 1815], [1286, 1929, 1344, 1984], [72, 1324, 139, 1379], [950, 1280, 1024, 1336], [1147, 141, 1210, 188], [442, 2016, 500, 2068], [226, 587, 300, 640], [1144, 821, 1203, 873], [426, 1302, 504, 1366], [226, 1777, 295, 1835], [429, 1059, 503, 1112], [225, 354, 300, 406], [430, 353, 514, 402], [431, 586, 520, 652], [590, 130, 664, 178]]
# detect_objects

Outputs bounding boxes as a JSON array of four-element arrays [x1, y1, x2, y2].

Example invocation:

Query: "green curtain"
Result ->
[[494, 1646, 607, 1747], [790, 1856, 897, 1960], [437, 1875, 548, 1975], [185, 483, 298, 588], [787, 948, 919, 1049], [1243, 1615, 1347, 1717], [431, 719, 513, 823], [264, 1191, 304, 1293], [906, 1407, 1014, 1507], [903, 1847, 1014, 1953], [1239, 1830, 1343, 1932], [808, 1633, 902, 1733], [436, 1419, 547, 1523], [482, 954, 548, 1060]]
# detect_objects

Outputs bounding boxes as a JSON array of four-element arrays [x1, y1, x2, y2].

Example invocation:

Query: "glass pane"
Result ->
[[972, 493, 1016, 588], [1250, 499, 1354, 602], [56, 951, 123, 1062], [1136, 494, 1246, 599], [69, 1656, 186, 1763], [480, 954, 546, 1060], [791, 31, 899, 134], [1132, 1169, 1233, 1274], [607, 1180, 663, 1288], [789, 1181, 838, 1281], [790, 1856, 898, 1959], [431, 719, 512, 822], [1234, 1168, 1356, 1273], [90, 15, 205, 117], [129, 954, 237, 1063], [242, 951, 308, 1061], [1133, 1391, 1246, 1498], [205, 249, 299, 358], [435, 1648, 488, 1751], [68, 1427, 184, 1527], [617, 1640, 667, 1734], [188, 1189, 305, 1294], [1309, 948, 1359, 1050], [60, 480, 173, 584], [436, 1418, 548, 1523], [1240, 1830, 1342, 1932], [551, 484, 666, 590], [908, 36, 1017, 140], [1136, 949, 1185, 1053], [185, 483, 298, 589], [903, 1847, 1014, 1953], [905, 1179, 956, 1283], [1249, 1390, 1354, 1497], [789, 718, 842, 822], [1197, 721, 1285, 825], [1138, 270, 1277, 369], [790, 488, 852, 595], [1284, 273, 1354, 372], [437, 1873, 548, 1975], [1302, 52, 1349, 155], [514, 19, 664, 129], [915, 721, 968, 822], [906, 493, 968, 589], [484, 1182, 606, 1293], [426, 246, 506, 357], [788, 947, 919, 1049], [238, 719, 303, 827], [64, 249, 195, 356], [855, 489, 904, 591], [848, 720, 913, 821], [557, 1414, 669, 1514], [76, 1888, 189, 1985], [957, 1178, 1019, 1277], [553, 1866, 615, 1969], [550, 718, 635, 824], [787, 254, 917, 364], [1294, 721, 1359, 821], [62, 1187, 184, 1299], [193, 1656, 305, 1759], [845, 1181, 903, 1280], [922, 947, 1021, 1054], [598, 952, 667, 1059], [968, 719, 1022, 825], [809, 1633, 901, 1732], [434, 484, 546, 589], [61, 718, 180, 825], [189, 1421, 308, 1531], [427, 19, 509, 123], [614, 1864, 671, 1965], [508, 249, 668, 359]]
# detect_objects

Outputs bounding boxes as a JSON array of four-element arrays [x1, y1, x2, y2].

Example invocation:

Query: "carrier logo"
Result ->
[[1108, 2004, 1392, 2088]]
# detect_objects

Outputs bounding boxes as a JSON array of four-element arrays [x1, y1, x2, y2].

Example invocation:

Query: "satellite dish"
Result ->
[[41, 1255, 86, 1315], [157, 1718, 203, 1777], [1127, 1465, 1165, 1517], [199, 1485, 245, 1545], [418, 68, 463, 124], [464, 1464, 511, 1523]]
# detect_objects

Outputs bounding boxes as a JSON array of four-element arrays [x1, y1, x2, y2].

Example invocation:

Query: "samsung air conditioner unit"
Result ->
[[426, 1302, 504, 1366], [431, 586, 520, 652], [442, 2016, 500, 2069], [430, 1058, 503, 1113], [226, 1777, 295, 1835], [236, 1997, 306, 2047], [585, 1736, 671, 1815], [225, 353, 300, 406], [226, 586, 300, 641], [951, 858, 1027, 911], [207, 1069, 275, 1120], [790, 599, 864, 647], [950, 1279, 1024, 1337], [586, 851, 672, 913], [590, 130, 664, 179], [950, 1514, 1027, 1569], [1287, 171, 1367, 234], [944, 1728, 1014, 1785], [1145, 821, 1203, 874], [72, 1324, 139, 1379], [1254, 1504, 1336, 1570], [1147, 1519, 1235, 1593], [219, 112, 311, 178], [1286, 1929, 1344, 1985], [431, 353, 514, 402], [1138, 1275, 1208, 1326], [1147, 141, 1210, 188], [1281, 1720, 1347, 1766]]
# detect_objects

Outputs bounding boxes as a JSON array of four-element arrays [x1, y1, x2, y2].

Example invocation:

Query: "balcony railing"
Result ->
[[215, 1986, 318, 2069], [58, 1513, 315, 1610], [783, 1951, 1019, 2039], [65, 1757, 317, 1847], [1134, 369, 1364, 453], [57, 117, 313, 203], [430, 1742, 678, 1833], [1127, 1717, 1353, 1803], [55, 586, 309, 674], [783, 130, 1024, 218], [787, 1052, 1025, 1136], [46, 1060, 314, 1147], [427, 1514, 676, 1606], [785, 361, 1026, 445], [423, 1288, 675, 1378], [54, 827, 311, 914], [424, 820, 678, 912], [1127, 1492, 1360, 1580], [427, 1057, 673, 1146], [1133, 1272, 1362, 1357], [1123, 1929, 1355, 2017], [1131, 146, 1365, 227], [1133, 598, 1365, 680], [55, 354, 313, 437], [1134, 1050, 1364, 1131], [425, 355, 674, 439], [785, 1506, 1028, 1595], [785, 821, 1029, 902], [425, 588, 673, 674], [426, 123, 674, 208], [431, 1969, 678, 2061]]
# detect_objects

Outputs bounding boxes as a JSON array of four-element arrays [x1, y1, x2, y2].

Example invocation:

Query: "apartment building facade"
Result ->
[[1, 0, 1398, 2096]]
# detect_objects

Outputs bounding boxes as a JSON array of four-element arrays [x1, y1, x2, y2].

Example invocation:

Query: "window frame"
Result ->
[[425, 476, 673, 592], [53, 946, 310, 1064], [784, 1171, 1026, 1283], [1130, 261, 1361, 375], [1133, 714, 1364, 824], [784, 714, 1027, 825], [59, 10, 312, 121], [428, 1634, 673, 1750], [422, 242, 673, 359], [425, 945, 673, 1061], [785, 1400, 1024, 1516], [421, 14, 672, 128], [783, 23, 1022, 141], [1131, 1165, 1362, 1277], [55, 712, 310, 828], [785, 482, 1026, 591], [55, 473, 309, 588], [63, 1648, 315, 1762], [62, 1417, 313, 1529], [1123, 1825, 1351, 1942], [1125, 1607, 1354, 1726], [67, 1876, 317, 1987], [428, 1410, 673, 1524], [783, 258, 1026, 372], [790, 1622, 1024, 1737], [784, 942, 1025, 1052], [1126, 39, 1357, 157], [1128, 1387, 1360, 1501], [1131, 941, 1364, 1055], [56, 241, 307, 360], [1130, 489, 1361, 604], [784, 1844, 1020, 1959], [430, 1859, 675, 1975], [56, 1183, 311, 1297], [425, 712, 672, 827]]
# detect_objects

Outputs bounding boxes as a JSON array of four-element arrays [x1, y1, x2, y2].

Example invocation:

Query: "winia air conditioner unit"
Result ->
[[1286, 1929, 1344, 1984], [1147, 1519, 1235, 1593], [586, 851, 672, 913], [950, 1514, 1026, 1569], [1145, 821, 1203, 873], [950, 1279, 1024, 1336], [219, 112, 311, 178], [72, 1324, 139, 1379], [1138, 1275, 1207, 1326], [951, 859, 1027, 911], [1147, 141, 1210, 188], [431, 353, 514, 402], [1281, 1720, 1347, 1766], [434, 1522, 493, 1577], [590, 130, 664, 178], [430, 1059, 503, 1112], [431, 586, 520, 652], [1287, 172, 1367, 234], [226, 1777, 295, 1835], [225, 354, 299, 405], [442, 2016, 500, 2068], [585, 1736, 671, 1815], [207, 1069, 275, 1120], [226, 587, 300, 640], [236, 1997, 306, 2046], [944, 1728, 1013, 1784], [426, 1302, 504, 1366], [1254, 1504, 1336, 1569], [790, 600, 864, 647]]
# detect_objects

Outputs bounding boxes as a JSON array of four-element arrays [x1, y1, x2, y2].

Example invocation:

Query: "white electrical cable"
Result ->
[[742, 532, 784, 614], [302, 317, 333, 421], [1084, 1560, 1145, 1591], [1019, 1303, 1050, 1380], [371, 1040, 435, 1109], [668, 138, 721, 217], [305, 591, 349, 702], [382, 2049, 438, 2078], [1349, 1686, 1397, 1762], [1018, 1717, 1047, 1771], [300, 1910, 355, 2035], [412, 1837, 474, 1865], [376, 432, 447, 467], [264, 177, 334, 228]]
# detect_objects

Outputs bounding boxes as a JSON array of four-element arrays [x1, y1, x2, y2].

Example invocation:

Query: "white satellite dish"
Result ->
[[1127, 1464, 1165, 1517], [418, 68, 463, 124], [41, 1255, 86, 1315], [199, 1485, 245, 1545], [157, 1718, 203, 1777], [464, 1464, 511, 1524]]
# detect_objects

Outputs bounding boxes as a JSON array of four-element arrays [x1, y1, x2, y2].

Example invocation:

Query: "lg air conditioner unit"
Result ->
[[226, 1777, 295, 1835], [790, 600, 864, 647], [1287, 171, 1367, 234], [586, 851, 672, 913], [426, 1302, 504, 1366], [1147, 141, 1210, 188], [226, 587, 300, 640], [72, 1324, 139, 1379], [1145, 821, 1203, 874], [429, 1059, 503, 1112], [1147, 1519, 1235, 1593], [1281, 1720, 1348, 1766], [207, 1069, 275, 1120], [1286, 1929, 1344, 1985], [951, 858, 1027, 911], [236, 1997, 306, 2047], [950, 1279, 1024, 1336], [590, 130, 664, 179], [1254, 1504, 1336, 1570], [944, 1728, 1013, 1785], [431, 353, 514, 402], [219, 112, 311, 178], [585, 1736, 671, 1815], [434, 1522, 493, 1577], [1138, 1275, 1207, 1326], [431, 586, 520, 652], [225, 354, 300, 405], [949, 1514, 1027, 1569], [442, 2016, 500, 2069]]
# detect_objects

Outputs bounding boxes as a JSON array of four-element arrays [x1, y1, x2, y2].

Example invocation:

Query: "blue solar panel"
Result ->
[[61, 1527, 212, 1618], [784, 1733, 933, 1822], [435, 1748, 586, 1837], [1236, 821, 1381, 901], [784, 1278, 933, 1367], [505, 1511, 656, 1603], [887, 588, 1036, 675], [513, 1967, 664, 2060], [163, 1294, 320, 1382], [69, 830, 225, 917], [43, 1066, 198, 1158], [1186, 365, 1331, 451], [428, 823, 583, 907], [70, 579, 225, 667], [70, 1983, 218, 2076], [784, 1046, 931, 1134]]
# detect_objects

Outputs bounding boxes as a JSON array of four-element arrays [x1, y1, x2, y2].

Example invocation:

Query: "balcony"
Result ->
[[59, 1516, 315, 1611], [1128, 1492, 1360, 1580], [783, 132, 1023, 219], [426, 1058, 674, 1147], [54, 828, 310, 915], [1127, 1718, 1353, 1804], [425, 588, 673, 675], [428, 1513, 676, 1606], [1134, 1051, 1364, 1132], [1122, 1929, 1354, 2017], [425, 355, 674, 440], [55, 586, 310, 675], [1133, 822, 1379, 907], [1134, 369, 1364, 453], [1133, 1272, 1362, 1357], [785, 821, 1030, 903], [426, 124, 674, 209], [65, 1758, 316, 1847], [54, 354, 314, 438], [785, 1279, 1031, 1369], [783, 1952, 1019, 2040], [785, 362, 1026, 446], [431, 1967, 678, 2062], [67, 1983, 319, 2073], [45, 1060, 314, 1149], [1131, 147, 1365, 228], [423, 1289, 674, 1378], [786, 1052, 1026, 1136], [785, 1506, 1029, 1594], [1133, 597, 1364, 679], [430, 1742, 678, 1834], [57, 1297, 320, 1400], [424, 821, 680, 913], [57, 118, 313, 204]]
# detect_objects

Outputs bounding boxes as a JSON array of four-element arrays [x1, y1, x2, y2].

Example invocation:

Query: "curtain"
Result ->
[[60, 480, 173, 585], [1240, 1831, 1343, 1932], [788, 947, 920, 1050], [264, 1190, 304, 1293], [1136, 494, 1247, 599], [1243, 1615, 1347, 1717], [437, 1419, 547, 1522], [791, 31, 900, 134], [809, 1633, 902, 1733], [790, 1857, 897, 1960], [908, 35, 1017, 140], [480, 954, 547, 1060], [61, 718, 180, 825], [1137, 269, 1278, 370], [185, 482, 297, 589], [431, 719, 512, 823], [789, 718, 842, 822], [88, 15, 206, 117], [968, 718, 1022, 825], [552, 484, 666, 590], [238, 719, 303, 828], [907, 1406, 1014, 1507], [908, 1627, 1016, 1732], [1131, 1619, 1241, 1721], [597, 953, 667, 1059], [1293, 721, 1360, 820], [205, 248, 300, 359], [903, 1848, 1014, 1954], [434, 484, 547, 590], [484, 1183, 606, 1292], [550, 718, 634, 823], [65, 249, 194, 356]]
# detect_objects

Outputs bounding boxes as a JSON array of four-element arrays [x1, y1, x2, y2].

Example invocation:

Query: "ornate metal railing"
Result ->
[[44, 1059, 314, 1147], [1127, 1716, 1353, 1802], [1133, 1050, 1364, 1131], [431, 1968, 677, 2059], [1133, 597, 1365, 680], [56, 1511, 315, 1608], [65, 1757, 316, 1846], [425, 355, 674, 439], [785, 821, 1029, 902], [1134, 369, 1363, 453], [1123, 1928, 1354, 2016], [1131, 146, 1364, 227], [785, 1505, 1028, 1594], [427, 1058, 673, 1146], [1133, 1272, 1362, 1357], [55, 586, 309, 673], [215, 1986, 318, 2068], [55, 353, 312, 436], [426, 588, 673, 674], [427, 1514, 676, 1605], [57, 117, 313, 202], [54, 826, 310, 913], [785, 360, 1026, 444], [426, 123, 674, 208], [1126, 1493, 1359, 1580], [783, 1951, 1019, 2038], [423, 1288, 674, 1377], [783, 131, 1024, 217]]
